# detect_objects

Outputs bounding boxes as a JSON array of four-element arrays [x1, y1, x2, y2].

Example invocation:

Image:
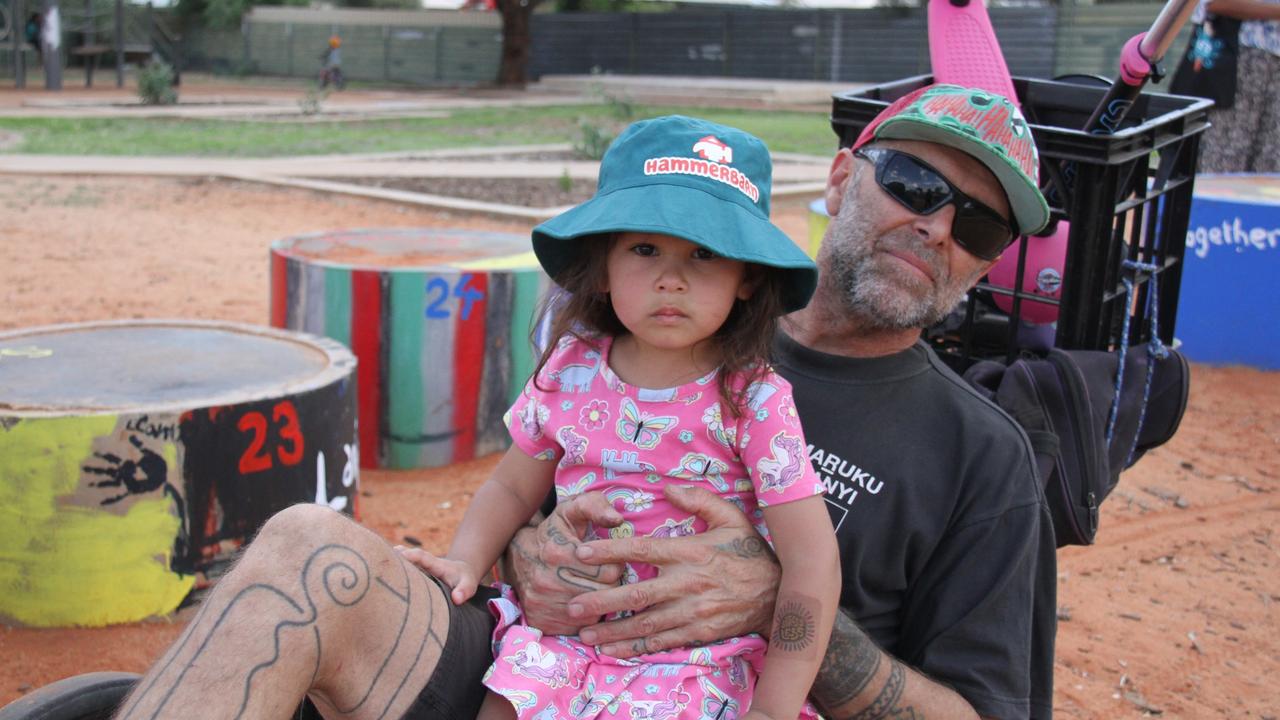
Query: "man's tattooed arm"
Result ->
[[810, 609, 980, 720]]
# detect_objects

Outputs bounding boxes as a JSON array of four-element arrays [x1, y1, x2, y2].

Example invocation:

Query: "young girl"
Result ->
[[403, 115, 841, 720]]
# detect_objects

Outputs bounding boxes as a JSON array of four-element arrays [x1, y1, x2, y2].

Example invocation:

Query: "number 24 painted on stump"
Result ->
[[425, 274, 484, 321], [238, 401, 305, 475]]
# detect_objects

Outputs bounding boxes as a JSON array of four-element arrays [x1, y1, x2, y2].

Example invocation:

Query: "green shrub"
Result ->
[[298, 87, 329, 116], [137, 59, 178, 106]]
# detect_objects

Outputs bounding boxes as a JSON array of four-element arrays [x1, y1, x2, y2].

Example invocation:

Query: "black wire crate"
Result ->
[[830, 74, 1213, 366]]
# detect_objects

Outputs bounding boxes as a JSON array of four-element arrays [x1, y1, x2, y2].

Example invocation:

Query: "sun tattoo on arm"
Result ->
[[771, 593, 820, 658]]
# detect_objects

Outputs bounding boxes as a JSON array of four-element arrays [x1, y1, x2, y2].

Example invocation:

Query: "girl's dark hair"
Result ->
[[529, 234, 787, 419]]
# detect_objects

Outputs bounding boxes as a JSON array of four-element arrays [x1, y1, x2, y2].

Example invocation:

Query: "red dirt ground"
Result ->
[[1, 176, 1276, 718]]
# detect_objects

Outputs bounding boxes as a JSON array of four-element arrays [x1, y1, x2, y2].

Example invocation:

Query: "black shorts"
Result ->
[[398, 577, 499, 719]]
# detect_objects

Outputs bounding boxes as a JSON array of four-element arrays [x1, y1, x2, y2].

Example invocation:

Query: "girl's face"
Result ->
[[604, 232, 754, 355]]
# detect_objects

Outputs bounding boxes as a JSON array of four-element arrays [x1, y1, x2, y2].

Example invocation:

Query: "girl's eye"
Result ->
[[692, 247, 719, 260], [630, 243, 656, 257]]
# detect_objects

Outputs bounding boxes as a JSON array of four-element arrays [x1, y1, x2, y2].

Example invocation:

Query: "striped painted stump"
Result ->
[[0, 320, 358, 628], [270, 228, 551, 469]]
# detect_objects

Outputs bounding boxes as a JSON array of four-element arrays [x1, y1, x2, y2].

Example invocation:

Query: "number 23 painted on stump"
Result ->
[[238, 401, 305, 475], [425, 273, 484, 321]]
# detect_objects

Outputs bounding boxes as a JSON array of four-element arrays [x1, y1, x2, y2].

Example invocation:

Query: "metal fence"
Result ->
[[530, 3, 1191, 85], [4, 3, 1192, 89], [226, 8, 502, 86]]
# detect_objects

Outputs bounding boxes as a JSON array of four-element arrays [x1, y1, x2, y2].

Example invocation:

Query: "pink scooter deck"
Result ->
[[928, 0, 1019, 107]]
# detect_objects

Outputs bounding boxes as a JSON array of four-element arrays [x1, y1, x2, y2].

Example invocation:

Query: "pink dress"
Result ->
[[484, 335, 824, 719]]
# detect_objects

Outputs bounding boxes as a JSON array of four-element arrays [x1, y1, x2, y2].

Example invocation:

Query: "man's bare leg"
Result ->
[[115, 504, 454, 720]]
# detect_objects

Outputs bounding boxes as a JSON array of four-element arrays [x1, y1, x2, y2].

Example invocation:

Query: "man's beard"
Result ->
[[823, 178, 986, 331]]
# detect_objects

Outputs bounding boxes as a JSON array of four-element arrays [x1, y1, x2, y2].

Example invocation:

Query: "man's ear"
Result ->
[[825, 148, 856, 217]]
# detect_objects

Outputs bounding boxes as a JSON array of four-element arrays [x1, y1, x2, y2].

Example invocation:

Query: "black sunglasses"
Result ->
[[854, 146, 1018, 261]]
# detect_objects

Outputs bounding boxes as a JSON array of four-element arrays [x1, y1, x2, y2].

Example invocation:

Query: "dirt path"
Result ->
[[1, 175, 1276, 717]]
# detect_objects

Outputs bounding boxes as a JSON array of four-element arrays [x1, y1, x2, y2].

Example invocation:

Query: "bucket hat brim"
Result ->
[[533, 182, 818, 313]]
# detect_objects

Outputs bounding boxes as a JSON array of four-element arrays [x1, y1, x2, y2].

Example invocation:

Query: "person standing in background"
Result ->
[[1172, 0, 1280, 173]]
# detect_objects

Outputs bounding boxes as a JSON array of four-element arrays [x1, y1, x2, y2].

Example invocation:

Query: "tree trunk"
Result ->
[[496, 0, 538, 87]]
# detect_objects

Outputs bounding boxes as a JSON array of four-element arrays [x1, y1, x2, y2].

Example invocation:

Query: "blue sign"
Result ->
[[1176, 176, 1280, 369]]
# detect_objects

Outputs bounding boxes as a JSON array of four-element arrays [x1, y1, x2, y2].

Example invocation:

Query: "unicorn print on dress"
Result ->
[[616, 397, 678, 450], [757, 431, 807, 495], [557, 426, 589, 467], [506, 643, 584, 690], [515, 399, 551, 441], [550, 350, 602, 393], [650, 516, 698, 538]]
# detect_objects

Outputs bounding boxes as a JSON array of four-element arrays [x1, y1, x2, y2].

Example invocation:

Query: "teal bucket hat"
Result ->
[[533, 115, 818, 314]]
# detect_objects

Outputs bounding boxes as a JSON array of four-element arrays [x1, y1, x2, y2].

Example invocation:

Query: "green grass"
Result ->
[[0, 104, 836, 158]]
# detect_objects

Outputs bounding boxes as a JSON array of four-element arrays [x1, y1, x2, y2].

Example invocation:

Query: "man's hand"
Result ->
[[502, 492, 626, 635], [395, 546, 477, 605], [568, 484, 781, 658]]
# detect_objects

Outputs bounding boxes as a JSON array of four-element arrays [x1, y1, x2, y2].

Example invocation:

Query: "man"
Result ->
[[114, 84, 1055, 720]]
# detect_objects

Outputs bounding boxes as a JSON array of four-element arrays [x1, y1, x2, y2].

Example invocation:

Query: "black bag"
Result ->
[[965, 347, 1190, 547], [1170, 14, 1243, 109]]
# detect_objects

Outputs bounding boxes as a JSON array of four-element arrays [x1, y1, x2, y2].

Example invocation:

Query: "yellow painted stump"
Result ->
[[0, 320, 358, 627]]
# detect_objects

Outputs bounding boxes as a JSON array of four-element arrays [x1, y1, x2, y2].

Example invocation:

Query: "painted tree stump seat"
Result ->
[[0, 320, 358, 628], [270, 228, 551, 470]]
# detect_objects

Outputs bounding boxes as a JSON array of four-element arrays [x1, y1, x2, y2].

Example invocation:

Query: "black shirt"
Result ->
[[773, 332, 1057, 719]]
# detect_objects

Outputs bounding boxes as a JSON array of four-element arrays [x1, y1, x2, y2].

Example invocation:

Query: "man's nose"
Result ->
[[915, 202, 955, 249]]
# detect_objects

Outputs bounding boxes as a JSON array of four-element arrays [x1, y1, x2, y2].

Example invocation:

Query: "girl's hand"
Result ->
[[740, 711, 777, 720], [395, 546, 479, 605]]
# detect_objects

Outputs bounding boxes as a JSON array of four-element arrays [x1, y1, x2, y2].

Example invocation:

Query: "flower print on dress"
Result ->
[[667, 452, 731, 492], [556, 471, 596, 502], [757, 431, 808, 495], [778, 393, 801, 428], [578, 399, 610, 431], [608, 520, 635, 539], [616, 397, 678, 450], [650, 516, 698, 538], [557, 426, 589, 467], [701, 403, 736, 449], [605, 487, 655, 513], [505, 643, 584, 690]]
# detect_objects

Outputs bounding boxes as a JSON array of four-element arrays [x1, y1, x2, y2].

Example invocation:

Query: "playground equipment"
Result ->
[[270, 228, 551, 470], [0, 320, 357, 628]]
